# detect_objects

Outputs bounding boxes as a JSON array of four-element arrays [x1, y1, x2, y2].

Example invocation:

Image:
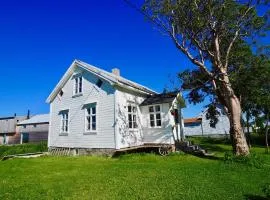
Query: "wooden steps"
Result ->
[[176, 141, 214, 157]]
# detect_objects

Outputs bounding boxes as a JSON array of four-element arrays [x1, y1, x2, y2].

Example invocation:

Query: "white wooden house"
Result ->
[[46, 60, 184, 154], [184, 106, 230, 137]]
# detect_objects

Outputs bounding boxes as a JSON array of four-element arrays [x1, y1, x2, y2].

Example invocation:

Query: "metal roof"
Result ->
[[184, 118, 202, 124], [140, 92, 178, 106], [17, 114, 49, 125]]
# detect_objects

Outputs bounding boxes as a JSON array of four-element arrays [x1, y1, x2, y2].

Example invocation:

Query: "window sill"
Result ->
[[72, 93, 83, 98], [83, 132, 97, 135], [59, 133, 68, 136], [128, 129, 139, 131]]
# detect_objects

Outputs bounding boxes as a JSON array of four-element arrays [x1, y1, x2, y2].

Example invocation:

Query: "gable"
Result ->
[[46, 60, 157, 103]]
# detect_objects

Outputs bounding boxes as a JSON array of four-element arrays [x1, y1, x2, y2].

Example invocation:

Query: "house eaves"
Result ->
[[46, 59, 158, 103]]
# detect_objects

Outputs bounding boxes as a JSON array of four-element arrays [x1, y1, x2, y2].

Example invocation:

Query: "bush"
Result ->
[[262, 183, 270, 199], [224, 152, 264, 168], [0, 141, 47, 159]]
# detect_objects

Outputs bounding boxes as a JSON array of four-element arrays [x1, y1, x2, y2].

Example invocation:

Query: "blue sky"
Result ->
[[0, 0, 264, 118]]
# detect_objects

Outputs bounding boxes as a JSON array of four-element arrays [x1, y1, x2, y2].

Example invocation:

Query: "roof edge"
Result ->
[[46, 59, 158, 103]]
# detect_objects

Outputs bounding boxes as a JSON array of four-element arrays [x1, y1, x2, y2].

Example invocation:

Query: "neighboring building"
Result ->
[[46, 60, 184, 154], [17, 114, 49, 144], [0, 115, 27, 145], [184, 106, 230, 136]]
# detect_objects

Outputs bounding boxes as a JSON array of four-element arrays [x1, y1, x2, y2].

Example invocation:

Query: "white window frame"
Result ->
[[85, 103, 97, 133], [60, 110, 69, 134], [149, 104, 162, 128], [127, 104, 138, 130], [73, 75, 83, 96]]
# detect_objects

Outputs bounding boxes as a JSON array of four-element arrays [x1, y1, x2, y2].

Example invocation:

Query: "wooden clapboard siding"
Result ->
[[18, 123, 49, 133], [115, 88, 146, 149], [49, 66, 116, 149], [140, 103, 174, 144], [0, 116, 26, 145], [28, 132, 48, 143], [5, 132, 21, 144]]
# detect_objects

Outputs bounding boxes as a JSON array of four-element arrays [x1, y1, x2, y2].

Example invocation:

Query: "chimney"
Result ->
[[112, 68, 120, 76], [27, 110, 30, 119]]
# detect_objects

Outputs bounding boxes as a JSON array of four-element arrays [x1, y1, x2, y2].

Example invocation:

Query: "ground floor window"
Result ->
[[149, 105, 162, 128], [128, 104, 138, 129], [60, 110, 69, 133], [85, 103, 97, 132]]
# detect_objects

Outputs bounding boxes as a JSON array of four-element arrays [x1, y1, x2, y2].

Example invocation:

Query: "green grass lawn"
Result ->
[[0, 139, 270, 200]]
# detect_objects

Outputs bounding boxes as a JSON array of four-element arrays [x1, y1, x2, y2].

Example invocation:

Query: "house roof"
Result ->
[[0, 116, 27, 134], [17, 114, 49, 125], [46, 60, 158, 103], [184, 118, 202, 124], [140, 92, 178, 106]]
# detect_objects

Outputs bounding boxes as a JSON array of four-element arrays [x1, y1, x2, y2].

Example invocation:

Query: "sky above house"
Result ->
[[0, 0, 268, 118]]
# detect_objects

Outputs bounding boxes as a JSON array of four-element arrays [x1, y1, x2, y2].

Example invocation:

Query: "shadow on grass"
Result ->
[[199, 144, 230, 153], [244, 194, 269, 200], [189, 153, 223, 161]]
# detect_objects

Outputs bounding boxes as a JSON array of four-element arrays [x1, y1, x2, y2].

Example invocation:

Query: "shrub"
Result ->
[[0, 142, 48, 159], [224, 152, 264, 168], [262, 183, 270, 199]]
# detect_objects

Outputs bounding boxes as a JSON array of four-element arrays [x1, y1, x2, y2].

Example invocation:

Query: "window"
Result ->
[[74, 76, 83, 95], [149, 105, 162, 128], [85, 104, 97, 132], [61, 111, 69, 133], [128, 105, 137, 129], [96, 79, 103, 88], [59, 89, 64, 97]]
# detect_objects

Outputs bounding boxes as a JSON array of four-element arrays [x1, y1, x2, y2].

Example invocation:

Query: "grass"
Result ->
[[0, 139, 270, 200], [0, 141, 47, 159]]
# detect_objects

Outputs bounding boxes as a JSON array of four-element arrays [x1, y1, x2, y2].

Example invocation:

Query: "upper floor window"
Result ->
[[149, 105, 161, 128], [85, 104, 97, 132], [61, 111, 69, 133], [74, 76, 82, 95], [128, 104, 137, 129]]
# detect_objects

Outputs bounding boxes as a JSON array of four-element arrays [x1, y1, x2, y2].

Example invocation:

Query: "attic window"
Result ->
[[96, 79, 103, 88], [74, 76, 83, 95], [59, 89, 64, 97]]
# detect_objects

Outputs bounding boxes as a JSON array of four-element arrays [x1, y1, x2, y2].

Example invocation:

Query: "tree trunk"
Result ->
[[216, 75, 250, 156], [228, 96, 250, 155]]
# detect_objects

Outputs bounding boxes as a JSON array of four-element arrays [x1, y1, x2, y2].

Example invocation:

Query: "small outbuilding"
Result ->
[[17, 114, 49, 144], [0, 115, 27, 145]]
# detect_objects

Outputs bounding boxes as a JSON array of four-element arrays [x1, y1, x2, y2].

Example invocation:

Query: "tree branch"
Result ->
[[224, 5, 254, 69], [170, 24, 213, 78], [224, 29, 240, 69]]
